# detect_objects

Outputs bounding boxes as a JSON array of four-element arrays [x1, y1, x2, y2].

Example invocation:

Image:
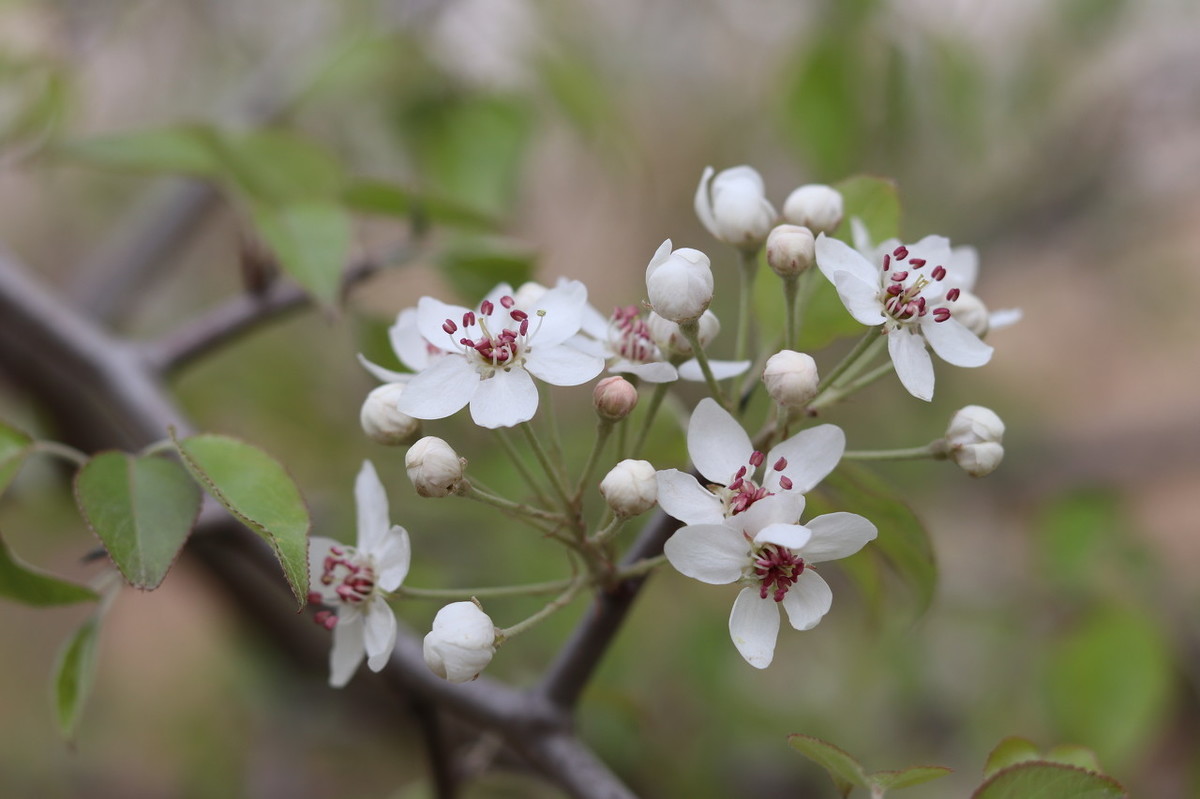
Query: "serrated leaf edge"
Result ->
[[971, 761, 1129, 799]]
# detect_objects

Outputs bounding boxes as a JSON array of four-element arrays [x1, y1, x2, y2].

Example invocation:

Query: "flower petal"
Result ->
[[396, 355, 479, 419], [732, 492, 805, 533], [656, 469, 725, 525], [524, 344, 605, 386], [357, 353, 410, 384], [833, 272, 887, 325], [524, 280, 589, 346], [694, 165, 718, 238], [887, 326, 935, 401], [947, 245, 979, 291], [688, 398, 752, 484], [469, 367, 539, 428], [329, 609, 366, 688], [373, 525, 411, 591], [801, 512, 878, 563], [921, 316, 993, 368], [389, 307, 437, 371], [815, 233, 879, 287], [417, 296, 474, 351], [663, 524, 749, 584], [677, 358, 751, 382], [754, 522, 812, 551], [989, 308, 1023, 331], [765, 424, 845, 494], [729, 587, 780, 669], [781, 569, 833, 631], [615, 360, 678, 383], [355, 460, 390, 553], [364, 598, 398, 671]]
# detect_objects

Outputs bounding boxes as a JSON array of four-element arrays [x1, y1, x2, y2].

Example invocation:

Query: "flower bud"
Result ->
[[593, 376, 639, 421], [694, 165, 777, 251], [646, 310, 720, 357], [765, 224, 815, 278], [762, 350, 819, 408], [944, 405, 1005, 477], [645, 239, 714, 324], [782, 184, 843, 235], [599, 459, 658, 517], [360, 383, 422, 446], [405, 436, 465, 497], [945, 289, 991, 337], [423, 601, 496, 683]]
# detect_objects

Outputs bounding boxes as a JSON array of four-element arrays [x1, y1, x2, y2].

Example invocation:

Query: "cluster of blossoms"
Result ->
[[316, 163, 1017, 685]]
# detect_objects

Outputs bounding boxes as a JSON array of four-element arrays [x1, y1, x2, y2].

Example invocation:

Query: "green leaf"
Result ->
[[0, 531, 97, 607], [58, 126, 223, 176], [984, 737, 1042, 779], [1042, 604, 1173, 766], [342, 179, 500, 230], [1044, 745, 1102, 773], [73, 452, 201, 590], [210, 129, 344, 204], [834, 175, 901, 244], [51, 613, 102, 740], [251, 201, 352, 308], [869, 766, 953, 791], [0, 418, 33, 496], [972, 763, 1127, 799], [173, 434, 310, 606], [788, 734, 867, 796], [808, 463, 937, 619], [436, 235, 537, 303]]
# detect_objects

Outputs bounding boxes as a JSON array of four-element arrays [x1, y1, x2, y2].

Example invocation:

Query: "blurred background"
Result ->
[[1, 0, 1198, 796]]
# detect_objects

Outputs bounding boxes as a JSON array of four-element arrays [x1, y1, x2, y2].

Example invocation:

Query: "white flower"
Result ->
[[663, 490, 876, 668], [656, 398, 845, 525], [814, 232, 994, 401], [762, 350, 819, 409], [309, 461, 411, 688], [645, 239, 714, 324], [599, 459, 658, 517], [766, 224, 816, 278], [360, 383, 421, 446], [944, 405, 1005, 477], [405, 436, 465, 497], [395, 280, 604, 429], [357, 307, 447, 384], [694, 165, 777, 251], [782, 184, 843, 235], [423, 601, 497, 683]]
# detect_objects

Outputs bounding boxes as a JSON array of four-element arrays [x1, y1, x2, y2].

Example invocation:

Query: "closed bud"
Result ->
[[593, 376, 639, 421], [645, 239, 714, 323], [694, 165, 777, 251], [360, 383, 422, 446], [782, 184, 844, 235], [423, 601, 496, 683], [405, 436, 465, 497], [944, 405, 1005, 477], [765, 224, 816, 278], [599, 459, 658, 517], [646, 310, 720, 357], [762, 350, 819, 408]]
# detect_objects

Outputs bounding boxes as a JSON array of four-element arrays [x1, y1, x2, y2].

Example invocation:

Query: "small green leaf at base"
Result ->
[[52, 613, 102, 741], [788, 734, 867, 796], [0, 532, 97, 607], [74, 452, 201, 590], [972, 762, 1128, 799], [868, 766, 953, 791], [173, 433, 310, 607], [983, 737, 1042, 778], [0, 418, 33, 497]]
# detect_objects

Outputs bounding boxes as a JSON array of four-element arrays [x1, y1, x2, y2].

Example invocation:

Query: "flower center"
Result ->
[[608, 305, 659, 364], [722, 451, 795, 515], [315, 545, 377, 606], [878, 245, 959, 325], [752, 542, 806, 602], [440, 295, 544, 372]]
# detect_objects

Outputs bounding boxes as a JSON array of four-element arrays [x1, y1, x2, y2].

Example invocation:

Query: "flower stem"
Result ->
[[842, 444, 937, 461], [461, 483, 569, 527], [589, 514, 626, 547], [733, 247, 759, 364], [679, 319, 729, 409], [495, 575, 588, 641], [782, 274, 800, 351], [492, 428, 553, 508], [393, 577, 575, 601], [31, 440, 89, 467], [814, 328, 880, 396], [809, 358, 895, 411], [574, 419, 614, 500], [520, 421, 574, 512], [629, 381, 670, 458]]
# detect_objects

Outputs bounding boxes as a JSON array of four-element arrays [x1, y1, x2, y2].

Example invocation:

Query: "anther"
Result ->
[[779, 475, 794, 490], [442, 320, 457, 335], [890, 271, 908, 282], [946, 288, 961, 302], [932, 307, 951, 322], [749, 451, 765, 468], [500, 295, 515, 309], [773, 457, 788, 471], [480, 300, 494, 316], [909, 258, 926, 268], [931, 265, 946, 281], [463, 312, 476, 328], [893, 245, 909, 260]]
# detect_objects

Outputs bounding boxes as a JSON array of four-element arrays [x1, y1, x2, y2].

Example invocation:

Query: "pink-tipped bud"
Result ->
[[593, 376, 639, 421], [781, 184, 844, 235], [360, 383, 422, 446], [599, 459, 658, 517], [762, 350, 820, 408], [765, 224, 816, 278], [405, 436, 465, 498]]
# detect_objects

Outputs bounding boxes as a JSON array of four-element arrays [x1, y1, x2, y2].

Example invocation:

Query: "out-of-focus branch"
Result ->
[[0, 245, 639, 799]]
